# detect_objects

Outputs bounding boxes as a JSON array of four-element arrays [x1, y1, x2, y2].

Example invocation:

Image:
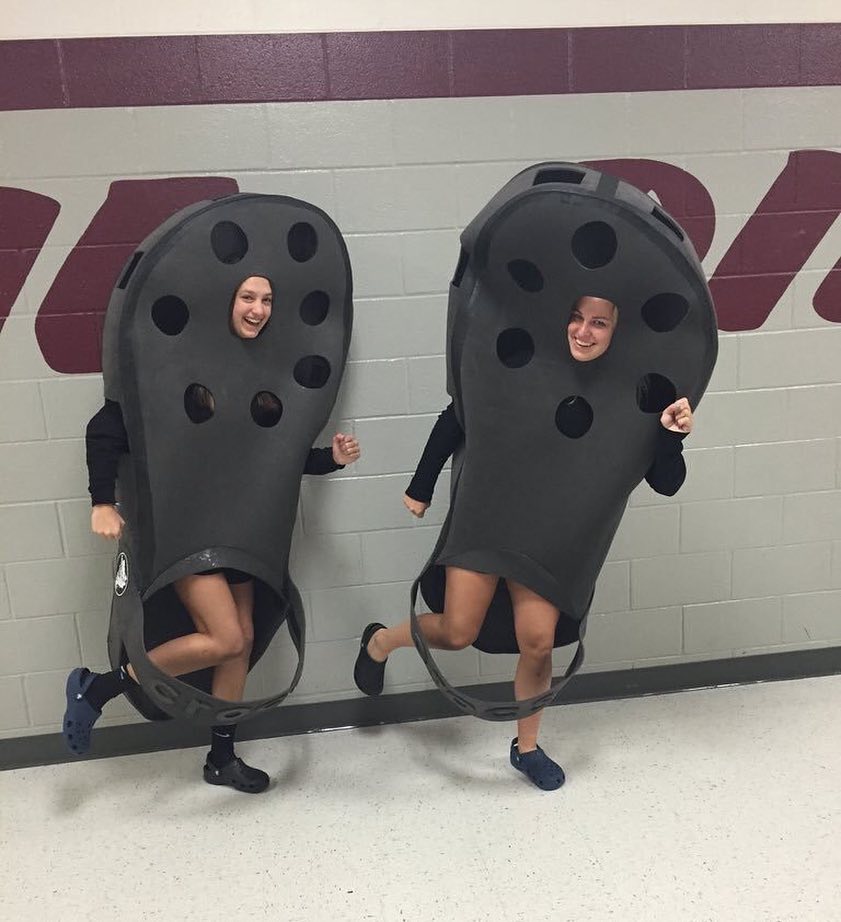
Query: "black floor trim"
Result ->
[[3, 645, 839, 771]]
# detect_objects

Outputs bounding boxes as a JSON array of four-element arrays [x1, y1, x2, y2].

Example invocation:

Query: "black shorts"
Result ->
[[198, 567, 253, 585]]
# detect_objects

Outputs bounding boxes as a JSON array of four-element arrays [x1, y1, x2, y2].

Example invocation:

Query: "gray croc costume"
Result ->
[[411, 163, 718, 720], [102, 194, 351, 725]]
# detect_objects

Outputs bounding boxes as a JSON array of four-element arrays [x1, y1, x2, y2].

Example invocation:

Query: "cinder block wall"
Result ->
[[1, 7, 840, 738]]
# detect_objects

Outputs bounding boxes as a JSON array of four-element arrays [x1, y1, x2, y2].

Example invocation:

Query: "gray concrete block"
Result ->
[[360, 525, 440, 584], [0, 503, 63, 563], [743, 87, 841, 151], [735, 439, 836, 497], [333, 360, 409, 419], [584, 607, 683, 664], [627, 90, 742, 154], [235, 169, 335, 216], [632, 552, 731, 609], [391, 97, 524, 165], [683, 597, 782, 654], [705, 335, 738, 393], [135, 104, 269, 172], [344, 233, 405, 297], [353, 412, 440, 476], [40, 375, 103, 439], [0, 570, 9, 620], [58, 499, 117, 557], [689, 389, 787, 449], [838, 441, 841, 491], [783, 591, 841, 644], [0, 317, 59, 382], [289, 532, 364, 591], [401, 229, 460, 295], [783, 386, 841, 441], [308, 580, 412, 642], [739, 328, 841, 389], [0, 382, 46, 442], [407, 356, 449, 413], [591, 561, 630, 614], [6, 555, 113, 618], [508, 93, 630, 159], [0, 676, 27, 731], [0, 108, 141, 178], [334, 165, 460, 233], [268, 100, 395, 168], [732, 543, 833, 599], [349, 296, 447, 362], [607, 505, 680, 560], [75, 608, 110, 665], [630, 447, 734, 507], [0, 615, 80, 676], [295, 638, 364, 696], [302, 473, 448, 535], [0, 438, 87, 503], [783, 491, 841, 544], [681, 496, 783, 552]]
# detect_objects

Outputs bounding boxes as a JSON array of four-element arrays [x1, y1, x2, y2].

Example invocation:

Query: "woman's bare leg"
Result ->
[[210, 580, 255, 701], [368, 566, 498, 660], [508, 579, 560, 753], [131, 573, 247, 678]]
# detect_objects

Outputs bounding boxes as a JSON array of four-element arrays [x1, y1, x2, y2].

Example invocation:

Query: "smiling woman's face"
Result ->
[[230, 276, 273, 339], [567, 296, 618, 362]]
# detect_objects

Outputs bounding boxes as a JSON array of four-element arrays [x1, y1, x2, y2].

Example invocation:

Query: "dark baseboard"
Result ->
[[3, 645, 840, 771]]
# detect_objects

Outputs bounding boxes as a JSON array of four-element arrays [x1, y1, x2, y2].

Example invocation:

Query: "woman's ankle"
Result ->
[[367, 627, 388, 662]]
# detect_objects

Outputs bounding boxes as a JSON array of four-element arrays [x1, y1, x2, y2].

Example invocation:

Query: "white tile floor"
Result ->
[[1, 675, 840, 921]]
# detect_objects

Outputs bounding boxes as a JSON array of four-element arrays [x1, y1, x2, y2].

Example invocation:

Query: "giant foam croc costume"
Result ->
[[102, 194, 352, 725], [412, 163, 718, 720]]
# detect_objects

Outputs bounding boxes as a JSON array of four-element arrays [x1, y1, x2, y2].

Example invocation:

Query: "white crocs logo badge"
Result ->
[[115, 553, 129, 597]]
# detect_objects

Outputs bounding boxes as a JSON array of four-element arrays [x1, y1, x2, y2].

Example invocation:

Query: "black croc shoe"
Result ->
[[353, 622, 387, 696], [203, 756, 270, 794]]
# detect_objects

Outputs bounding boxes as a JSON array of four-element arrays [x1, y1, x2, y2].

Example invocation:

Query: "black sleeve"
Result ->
[[86, 399, 129, 506], [406, 403, 464, 503], [644, 427, 688, 496], [304, 447, 344, 476]]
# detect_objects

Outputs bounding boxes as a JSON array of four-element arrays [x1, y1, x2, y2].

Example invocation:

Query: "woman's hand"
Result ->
[[91, 504, 125, 540], [660, 397, 693, 434], [403, 494, 430, 518], [332, 433, 361, 466]]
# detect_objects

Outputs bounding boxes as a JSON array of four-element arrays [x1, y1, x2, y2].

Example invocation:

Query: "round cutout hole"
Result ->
[[151, 295, 189, 335]]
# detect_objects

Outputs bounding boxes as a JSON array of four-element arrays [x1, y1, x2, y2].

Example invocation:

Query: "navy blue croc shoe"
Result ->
[[62, 668, 102, 756], [510, 738, 566, 791]]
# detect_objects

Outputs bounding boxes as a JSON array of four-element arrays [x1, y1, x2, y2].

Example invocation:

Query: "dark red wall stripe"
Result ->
[[1, 24, 840, 112]]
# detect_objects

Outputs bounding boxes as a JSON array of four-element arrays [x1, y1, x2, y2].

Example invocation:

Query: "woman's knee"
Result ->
[[438, 620, 480, 650], [209, 626, 248, 661], [517, 632, 555, 662]]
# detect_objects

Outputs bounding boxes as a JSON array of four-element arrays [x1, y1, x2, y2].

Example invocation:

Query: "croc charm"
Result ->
[[412, 162, 718, 720], [101, 194, 352, 725]]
